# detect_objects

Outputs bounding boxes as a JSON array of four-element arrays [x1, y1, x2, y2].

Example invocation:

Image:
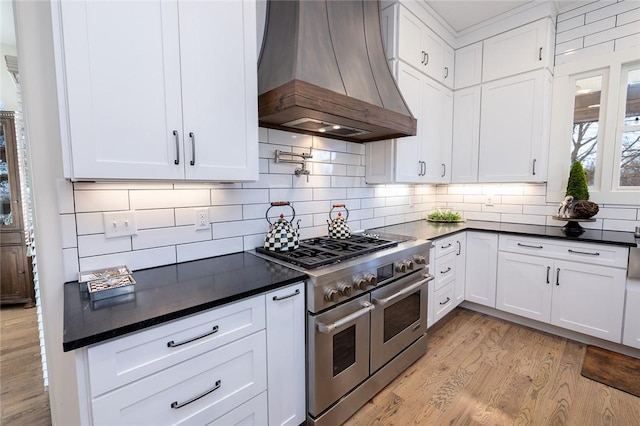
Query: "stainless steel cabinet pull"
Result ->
[[273, 288, 300, 301], [444, 67, 449, 79], [171, 380, 221, 409], [441, 242, 452, 249], [424, 52, 429, 65], [440, 267, 452, 274], [539, 47, 542, 61], [189, 132, 196, 166], [556, 268, 560, 286], [441, 163, 446, 178], [568, 249, 600, 256], [317, 301, 374, 333], [173, 130, 180, 165], [439, 297, 450, 305], [411, 323, 421, 331], [167, 325, 219, 348], [456, 240, 461, 255], [372, 275, 432, 307], [546, 266, 550, 284], [532, 159, 537, 175], [517, 243, 543, 249]]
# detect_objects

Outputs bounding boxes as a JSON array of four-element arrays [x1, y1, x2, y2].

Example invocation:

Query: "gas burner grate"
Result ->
[[255, 235, 398, 269]]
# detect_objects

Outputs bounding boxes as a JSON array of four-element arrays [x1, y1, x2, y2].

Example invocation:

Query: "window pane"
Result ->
[[620, 67, 640, 187], [573, 76, 602, 186]]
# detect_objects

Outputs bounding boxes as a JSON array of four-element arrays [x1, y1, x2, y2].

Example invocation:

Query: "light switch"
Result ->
[[103, 211, 138, 238]]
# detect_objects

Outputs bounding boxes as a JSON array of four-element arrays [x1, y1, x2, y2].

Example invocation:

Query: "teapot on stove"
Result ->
[[327, 204, 351, 239], [264, 201, 300, 251]]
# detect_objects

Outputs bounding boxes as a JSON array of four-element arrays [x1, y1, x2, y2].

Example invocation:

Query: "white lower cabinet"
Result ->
[[496, 236, 627, 342], [265, 283, 305, 426], [429, 233, 466, 327], [465, 232, 498, 307], [623, 279, 640, 349], [91, 332, 267, 426], [80, 283, 306, 425]]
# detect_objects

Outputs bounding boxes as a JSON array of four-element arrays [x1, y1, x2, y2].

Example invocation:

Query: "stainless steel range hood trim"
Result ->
[[258, 0, 417, 143]]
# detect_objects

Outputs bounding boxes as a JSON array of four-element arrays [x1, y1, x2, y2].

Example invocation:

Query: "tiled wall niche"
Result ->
[[57, 128, 437, 281]]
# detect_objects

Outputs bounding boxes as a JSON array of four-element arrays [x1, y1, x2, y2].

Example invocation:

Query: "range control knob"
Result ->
[[365, 273, 378, 287], [395, 263, 407, 273], [324, 288, 340, 303], [414, 255, 427, 265], [404, 260, 415, 270], [354, 277, 368, 291], [338, 283, 352, 297]]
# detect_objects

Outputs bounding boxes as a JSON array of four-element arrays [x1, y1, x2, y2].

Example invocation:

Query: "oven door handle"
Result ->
[[316, 301, 375, 334], [372, 274, 434, 307]]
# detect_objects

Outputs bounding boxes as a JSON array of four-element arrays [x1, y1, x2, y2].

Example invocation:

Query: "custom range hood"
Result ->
[[258, 0, 417, 143]]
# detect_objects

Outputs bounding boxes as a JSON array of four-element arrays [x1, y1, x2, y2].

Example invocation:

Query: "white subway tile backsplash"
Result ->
[[177, 237, 244, 263], [500, 214, 546, 226], [75, 190, 129, 213], [584, 21, 640, 46], [347, 187, 375, 198], [133, 226, 211, 251], [361, 197, 386, 209], [269, 161, 300, 175], [501, 195, 547, 205], [259, 158, 269, 174], [556, 16, 615, 44], [268, 129, 313, 147], [313, 188, 347, 201], [346, 165, 366, 177], [523, 184, 547, 196], [384, 214, 406, 226], [310, 149, 332, 163], [242, 174, 292, 189], [556, 37, 585, 54], [558, 1, 616, 22], [136, 209, 175, 229], [269, 188, 313, 203], [596, 207, 637, 220], [57, 180, 75, 214], [62, 248, 79, 282], [313, 136, 347, 153], [60, 214, 77, 248], [348, 208, 374, 221], [175, 208, 198, 226], [555, 40, 615, 64], [259, 127, 268, 142], [332, 152, 361, 166], [374, 206, 397, 217], [361, 217, 385, 229], [585, 0, 639, 24], [386, 196, 410, 206], [615, 32, 640, 49], [293, 200, 330, 216], [210, 205, 243, 222], [79, 246, 177, 272], [332, 176, 364, 188], [481, 204, 523, 214], [212, 219, 266, 239], [292, 175, 332, 188], [346, 143, 365, 155], [74, 181, 173, 190], [312, 163, 347, 176], [78, 234, 131, 257], [210, 188, 268, 205], [557, 15, 585, 32], [602, 218, 640, 232], [243, 234, 265, 251], [172, 182, 241, 190], [617, 6, 640, 26], [464, 211, 501, 222], [76, 213, 105, 235], [523, 205, 558, 216], [243, 203, 271, 220], [131, 189, 210, 209]]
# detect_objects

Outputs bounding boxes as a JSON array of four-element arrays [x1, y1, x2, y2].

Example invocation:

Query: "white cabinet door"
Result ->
[[496, 252, 552, 322], [482, 19, 553, 82], [478, 70, 550, 182], [623, 280, 640, 349], [395, 62, 423, 183], [465, 232, 498, 307], [451, 86, 481, 183], [397, 7, 424, 71], [422, 29, 445, 83], [442, 45, 455, 90], [551, 261, 626, 342], [455, 42, 482, 89], [454, 233, 466, 305], [422, 79, 452, 183], [266, 283, 305, 426], [179, 0, 258, 181], [57, 0, 184, 180]]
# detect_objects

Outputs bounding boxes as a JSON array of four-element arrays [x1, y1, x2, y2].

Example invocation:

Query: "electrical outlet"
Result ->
[[103, 211, 137, 238], [195, 208, 210, 231], [485, 196, 494, 207]]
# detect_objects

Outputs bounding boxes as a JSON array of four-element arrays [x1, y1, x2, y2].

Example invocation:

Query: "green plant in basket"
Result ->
[[428, 210, 462, 222]]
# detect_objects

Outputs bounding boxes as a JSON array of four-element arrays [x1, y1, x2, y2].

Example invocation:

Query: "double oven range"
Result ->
[[255, 233, 433, 425]]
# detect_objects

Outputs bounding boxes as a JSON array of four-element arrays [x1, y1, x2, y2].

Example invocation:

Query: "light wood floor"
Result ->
[[346, 308, 640, 426], [0, 305, 51, 425]]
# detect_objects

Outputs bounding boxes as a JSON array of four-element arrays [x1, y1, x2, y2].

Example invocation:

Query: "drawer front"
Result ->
[[435, 236, 457, 258], [1, 231, 24, 245], [88, 295, 266, 397], [207, 392, 267, 426], [498, 235, 629, 269], [91, 331, 267, 426], [434, 252, 456, 291], [433, 282, 455, 322]]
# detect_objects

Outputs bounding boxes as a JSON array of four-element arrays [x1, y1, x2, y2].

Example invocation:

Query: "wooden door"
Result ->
[[0, 244, 30, 304]]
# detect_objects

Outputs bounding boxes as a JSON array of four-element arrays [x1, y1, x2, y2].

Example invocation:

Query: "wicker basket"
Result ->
[[571, 200, 599, 219]]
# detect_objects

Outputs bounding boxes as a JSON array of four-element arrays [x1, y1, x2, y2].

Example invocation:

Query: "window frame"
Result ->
[[547, 46, 640, 205], [612, 62, 640, 191]]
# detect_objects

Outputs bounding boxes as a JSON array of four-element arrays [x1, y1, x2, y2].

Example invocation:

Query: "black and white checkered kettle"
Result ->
[[263, 201, 300, 252], [327, 204, 351, 239]]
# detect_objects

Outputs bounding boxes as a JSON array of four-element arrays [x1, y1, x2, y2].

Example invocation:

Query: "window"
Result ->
[[548, 48, 640, 205]]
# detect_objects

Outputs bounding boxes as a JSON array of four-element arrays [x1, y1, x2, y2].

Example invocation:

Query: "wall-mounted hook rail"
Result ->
[[275, 149, 313, 182]]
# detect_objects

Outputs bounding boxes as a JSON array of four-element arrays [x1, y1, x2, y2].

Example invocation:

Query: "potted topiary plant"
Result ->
[[565, 161, 598, 219]]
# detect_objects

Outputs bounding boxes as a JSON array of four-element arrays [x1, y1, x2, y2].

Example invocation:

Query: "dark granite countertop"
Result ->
[[63, 252, 307, 352], [370, 220, 638, 247]]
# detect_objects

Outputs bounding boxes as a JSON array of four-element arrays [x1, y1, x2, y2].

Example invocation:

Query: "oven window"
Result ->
[[333, 325, 356, 377], [384, 292, 420, 342]]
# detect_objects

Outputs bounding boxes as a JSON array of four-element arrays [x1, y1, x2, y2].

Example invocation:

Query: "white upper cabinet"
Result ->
[[482, 19, 554, 82], [454, 42, 483, 89], [396, 6, 454, 89], [451, 86, 481, 183], [54, 0, 258, 181], [478, 70, 551, 182]]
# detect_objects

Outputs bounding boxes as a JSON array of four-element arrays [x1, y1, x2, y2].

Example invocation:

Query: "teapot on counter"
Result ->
[[327, 204, 351, 239], [264, 201, 300, 252]]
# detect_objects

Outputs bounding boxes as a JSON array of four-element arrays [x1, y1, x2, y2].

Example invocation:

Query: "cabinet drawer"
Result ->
[[434, 252, 456, 291], [91, 331, 267, 426], [435, 236, 457, 258], [433, 282, 455, 322], [498, 235, 629, 269], [88, 295, 266, 397], [208, 392, 267, 426]]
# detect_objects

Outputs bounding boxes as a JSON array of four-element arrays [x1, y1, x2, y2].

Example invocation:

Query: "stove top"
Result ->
[[255, 235, 398, 269]]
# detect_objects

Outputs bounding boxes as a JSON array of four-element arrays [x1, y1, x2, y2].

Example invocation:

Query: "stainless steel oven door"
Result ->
[[370, 272, 432, 373], [307, 293, 373, 417]]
